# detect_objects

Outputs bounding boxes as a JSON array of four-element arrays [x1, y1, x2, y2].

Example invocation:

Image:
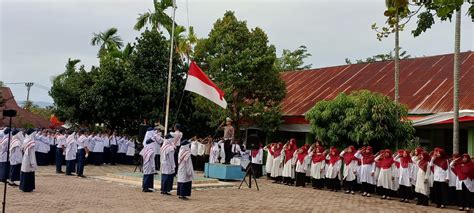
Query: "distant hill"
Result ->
[[18, 101, 53, 108]]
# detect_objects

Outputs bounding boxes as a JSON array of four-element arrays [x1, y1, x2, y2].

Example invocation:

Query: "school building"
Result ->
[[275, 51, 474, 155]]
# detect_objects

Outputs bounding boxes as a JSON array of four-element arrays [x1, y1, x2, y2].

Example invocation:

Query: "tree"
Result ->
[[134, 0, 174, 33], [306, 90, 414, 149], [345, 48, 411, 64], [274, 45, 312, 72], [193, 11, 286, 138], [372, 0, 418, 103], [91, 28, 124, 57], [412, 1, 473, 155]]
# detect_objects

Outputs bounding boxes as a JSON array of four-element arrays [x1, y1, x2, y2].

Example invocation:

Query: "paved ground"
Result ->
[[1, 165, 455, 212]]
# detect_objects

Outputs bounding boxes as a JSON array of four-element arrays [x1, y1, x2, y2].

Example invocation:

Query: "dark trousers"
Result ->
[[345, 180, 356, 192], [19, 171, 35, 192], [55, 147, 63, 172], [417, 193, 429, 206], [161, 174, 174, 193], [457, 182, 473, 208], [379, 187, 393, 197], [223, 140, 232, 164], [76, 149, 86, 176], [174, 146, 180, 174], [311, 178, 325, 189], [9, 164, 21, 182], [251, 163, 262, 178], [66, 160, 76, 175], [109, 145, 118, 165], [103, 147, 110, 164], [273, 176, 283, 183], [432, 181, 448, 206], [328, 178, 340, 191], [35, 152, 49, 166], [94, 152, 103, 166], [142, 174, 154, 190], [0, 162, 10, 182], [49, 146, 56, 165], [177, 181, 192, 197], [295, 172, 306, 187], [283, 177, 295, 185], [448, 186, 457, 205], [362, 182, 374, 194], [155, 155, 161, 171], [398, 185, 412, 200]]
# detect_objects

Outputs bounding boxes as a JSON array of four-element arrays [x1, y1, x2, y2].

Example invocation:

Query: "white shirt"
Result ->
[[56, 135, 66, 148], [190, 141, 198, 156], [429, 159, 449, 182], [170, 131, 183, 147]]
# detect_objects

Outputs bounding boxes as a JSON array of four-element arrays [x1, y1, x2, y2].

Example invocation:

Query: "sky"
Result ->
[[0, 0, 472, 103]]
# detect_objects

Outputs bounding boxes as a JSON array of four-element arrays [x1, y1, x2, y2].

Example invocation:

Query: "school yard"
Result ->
[[2, 165, 454, 212]]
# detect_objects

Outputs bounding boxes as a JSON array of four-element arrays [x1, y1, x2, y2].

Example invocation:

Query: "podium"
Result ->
[[204, 163, 245, 180]]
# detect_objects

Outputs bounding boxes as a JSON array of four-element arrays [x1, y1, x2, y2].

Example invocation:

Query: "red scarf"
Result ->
[[378, 150, 394, 169], [454, 154, 474, 180], [398, 150, 412, 168], [273, 143, 283, 158], [418, 152, 430, 172], [433, 149, 448, 170], [284, 139, 298, 163], [268, 143, 275, 156], [343, 146, 357, 165], [297, 145, 309, 164], [328, 148, 340, 165], [361, 146, 375, 165], [251, 144, 262, 158], [312, 146, 326, 163]]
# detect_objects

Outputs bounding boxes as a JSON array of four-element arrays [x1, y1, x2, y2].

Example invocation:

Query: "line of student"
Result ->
[[140, 124, 194, 200], [265, 140, 474, 211]]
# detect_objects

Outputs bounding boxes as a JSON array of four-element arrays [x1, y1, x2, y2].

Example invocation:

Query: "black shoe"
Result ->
[[77, 175, 86, 178], [178, 196, 189, 200], [161, 192, 171, 195], [143, 189, 153, 192], [65, 173, 74, 176]]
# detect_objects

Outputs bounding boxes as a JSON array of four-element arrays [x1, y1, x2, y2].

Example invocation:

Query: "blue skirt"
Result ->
[[177, 181, 192, 197], [161, 174, 174, 193], [20, 171, 35, 192], [9, 164, 21, 181], [142, 174, 154, 190], [0, 162, 10, 182]]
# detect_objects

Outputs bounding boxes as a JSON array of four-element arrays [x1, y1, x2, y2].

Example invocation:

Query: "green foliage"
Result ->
[[91, 28, 124, 57], [345, 48, 411, 64], [412, 0, 473, 37], [134, 0, 174, 34], [305, 90, 414, 149], [274, 45, 312, 72], [372, 0, 413, 41], [193, 11, 286, 137]]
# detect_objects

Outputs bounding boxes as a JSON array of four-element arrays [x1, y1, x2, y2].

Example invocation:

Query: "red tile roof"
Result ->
[[0, 87, 50, 128], [280, 51, 474, 117]]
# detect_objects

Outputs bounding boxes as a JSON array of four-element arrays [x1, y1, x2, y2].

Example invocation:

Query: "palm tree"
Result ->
[[91, 28, 124, 57], [453, 8, 461, 154], [167, 25, 198, 61], [134, 0, 174, 33], [108, 43, 135, 61]]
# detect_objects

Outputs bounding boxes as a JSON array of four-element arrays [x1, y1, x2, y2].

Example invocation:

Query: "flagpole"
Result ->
[[164, 1, 177, 136]]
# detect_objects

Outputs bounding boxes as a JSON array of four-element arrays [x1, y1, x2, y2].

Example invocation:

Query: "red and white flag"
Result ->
[[184, 61, 227, 109]]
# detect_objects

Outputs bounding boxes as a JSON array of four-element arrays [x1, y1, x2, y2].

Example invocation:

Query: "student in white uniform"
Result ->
[[355, 146, 375, 197], [65, 131, 77, 176], [375, 149, 395, 200], [340, 145, 358, 194], [230, 141, 243, 166], [414, 151, 431, 206], [102, 133, 111, 164], [55, 130, 66, 173], [92, 133, 105, 166], [35, 130, 51, 166], [0, 128, 11, 182], [20, 129, 37, 192], [109, 132, 118, 165], [309, 144, 326, 189], [140, 138, 156, 192], [117, 136, 128, 164], [270, 142, 284, 183], [294, 145, 310, 187], [160, 134, 176, 195], [394, 149, 414, 203], [451, 153, 473, 211], [177, 140, 194, 199], [76, 130, 89, 178], [325, 147, 342, 191], [263, 143, 275, 179], [170, 124, 183, 174], [8, 129, 23, 186], [250, 144, 264, 178], [282, 139, 298, 185], [125, 138, 136, 164], [429, 148, 449, 208]]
